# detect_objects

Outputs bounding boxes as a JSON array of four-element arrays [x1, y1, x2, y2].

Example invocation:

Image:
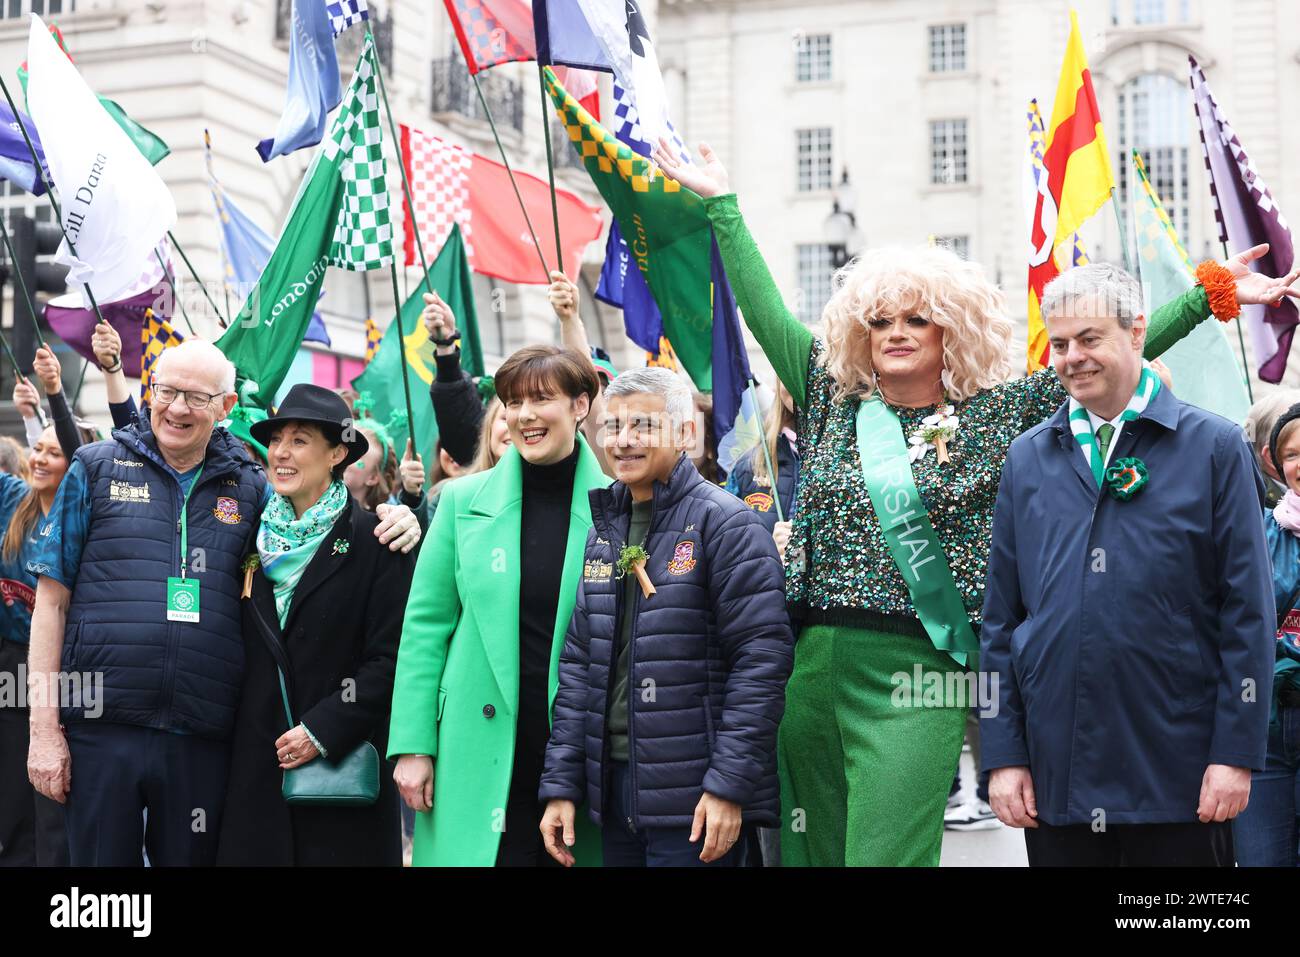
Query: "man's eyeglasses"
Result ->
[[152, 383, 223, 411]]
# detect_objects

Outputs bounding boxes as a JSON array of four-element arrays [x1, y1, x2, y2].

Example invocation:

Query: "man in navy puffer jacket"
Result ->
[[539, 368, 793, 867], [24, 341, 423, 866]]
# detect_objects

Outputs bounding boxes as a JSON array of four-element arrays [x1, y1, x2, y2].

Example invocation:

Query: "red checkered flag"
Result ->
[[442, 0, 535, 74]]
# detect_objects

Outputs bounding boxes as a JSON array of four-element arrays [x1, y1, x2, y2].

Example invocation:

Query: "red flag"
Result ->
[[401, 123, 603, 284], [442, 0, 535, 74]]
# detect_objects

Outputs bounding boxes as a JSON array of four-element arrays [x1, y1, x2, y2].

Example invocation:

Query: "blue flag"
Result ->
[[709, 233, 753, 473], [209, 132, 329, 344], [595, 220, 662, 353], [533, 0, 612, 71], [0, 101, 47, 194], [257, 0, 342, 163]]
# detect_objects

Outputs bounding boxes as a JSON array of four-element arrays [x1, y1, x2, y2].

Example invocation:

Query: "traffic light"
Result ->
[[8, 214, 68, 373]]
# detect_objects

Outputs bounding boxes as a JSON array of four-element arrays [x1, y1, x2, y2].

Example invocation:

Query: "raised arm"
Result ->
[[1145, 245, 1300, 359], [423, 292, 485, 467], [548, 271, 610, 476], [652, 140, 815, 408], [32, 346, 81, 460], [91, 321, 133, 410]]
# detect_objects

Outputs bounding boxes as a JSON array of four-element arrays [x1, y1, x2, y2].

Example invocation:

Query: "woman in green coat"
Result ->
[[389, 345, 609, 866]]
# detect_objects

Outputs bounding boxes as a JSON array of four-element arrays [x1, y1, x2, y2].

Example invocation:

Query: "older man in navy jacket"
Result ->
[[980, 263, 1275, 866], [539, 368, 793, 867]]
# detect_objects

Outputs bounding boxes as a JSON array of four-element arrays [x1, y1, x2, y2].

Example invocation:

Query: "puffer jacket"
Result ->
[[725, 432, 799, 532], [539, 454, 793, 828], [58, 422, 266, 739]]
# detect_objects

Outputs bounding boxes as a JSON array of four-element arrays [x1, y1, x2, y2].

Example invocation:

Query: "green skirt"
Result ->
[[778, 624, 971, 867]]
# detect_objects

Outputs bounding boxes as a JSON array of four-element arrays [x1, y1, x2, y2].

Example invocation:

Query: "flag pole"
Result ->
[[1220, 238, 1255, 402], [167, 230, 230, 328], [538, 66, 564, 277], [71, 357, 89, 408], [0, 76, 112, 340], [154, 248, 197, 336], [747, 379, 784, 523], [1110, 187, 1134, 275], [364, 30, 445, 301], [0, 214, 49, 349], [385, 257, 420, 492], [0, 325, 47, 427], [470, 72, 551, 283]]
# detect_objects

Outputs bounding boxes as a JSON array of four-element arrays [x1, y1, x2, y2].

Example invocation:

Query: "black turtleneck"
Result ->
[[509, 443, 579, 819]]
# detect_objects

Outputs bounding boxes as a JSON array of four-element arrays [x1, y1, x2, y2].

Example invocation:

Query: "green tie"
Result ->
[[1096, 423, 1115, 470]]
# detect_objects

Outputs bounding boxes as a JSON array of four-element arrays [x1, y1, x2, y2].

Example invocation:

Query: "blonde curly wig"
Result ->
[[817, 244, 1014, 404]]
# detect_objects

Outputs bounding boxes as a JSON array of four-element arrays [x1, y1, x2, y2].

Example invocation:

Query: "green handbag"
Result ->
[[276, 668, 380, 807]]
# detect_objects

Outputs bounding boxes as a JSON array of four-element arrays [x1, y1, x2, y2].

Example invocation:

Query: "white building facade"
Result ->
[[658, 0, 1300, 390], [0, 0, 629, 418]]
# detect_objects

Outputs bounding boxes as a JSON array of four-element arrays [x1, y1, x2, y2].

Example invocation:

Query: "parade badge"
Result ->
[[166, 577, 200, 622], [744, 491, 775, 513], [583, 559, 613, 583], [1104, 457, 1149, 501], [213, 496, 242, 525], [667, 540, 697, 576]]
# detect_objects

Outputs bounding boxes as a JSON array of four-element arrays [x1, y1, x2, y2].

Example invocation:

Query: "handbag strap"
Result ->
[[247, 592, 297, 732]]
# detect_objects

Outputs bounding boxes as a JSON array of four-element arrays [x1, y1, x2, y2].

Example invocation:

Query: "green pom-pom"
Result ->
[[1104, 457, 1149, 501]]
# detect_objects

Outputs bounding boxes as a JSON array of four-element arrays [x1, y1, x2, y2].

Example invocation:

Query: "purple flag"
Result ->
[[44, 288, 164, 378], [1190, 55, 1297, 383]]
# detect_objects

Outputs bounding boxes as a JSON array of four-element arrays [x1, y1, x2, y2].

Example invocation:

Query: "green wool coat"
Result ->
[[388, 439, 610, 866]]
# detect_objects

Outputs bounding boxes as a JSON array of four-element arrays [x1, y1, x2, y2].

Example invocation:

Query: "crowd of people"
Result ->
[[1, 142, 1299, 868]]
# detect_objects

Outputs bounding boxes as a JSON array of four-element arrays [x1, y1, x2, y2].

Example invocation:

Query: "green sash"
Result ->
[[855, 399, 978, 668]]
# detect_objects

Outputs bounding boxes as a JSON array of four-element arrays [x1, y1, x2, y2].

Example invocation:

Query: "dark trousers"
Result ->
[[64, 722, 230, 867], [494, 791, 561, 867], [0, 638, 69, 867], [1232, 703, 1300, 866], [1024, 819, 1234, 867], [600, 762, 748, 867]]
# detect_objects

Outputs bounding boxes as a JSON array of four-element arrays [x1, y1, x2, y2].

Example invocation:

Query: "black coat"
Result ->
[[216, 500, 414, 866]]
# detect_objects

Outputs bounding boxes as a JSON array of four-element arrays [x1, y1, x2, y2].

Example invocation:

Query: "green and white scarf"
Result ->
[[1067, 362, 1161, 487], [257, 480, 349, 625]]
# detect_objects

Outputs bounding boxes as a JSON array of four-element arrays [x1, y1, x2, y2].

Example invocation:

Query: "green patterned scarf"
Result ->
[[257, 480, 349, 625], [1067, 362, 1160, 487]]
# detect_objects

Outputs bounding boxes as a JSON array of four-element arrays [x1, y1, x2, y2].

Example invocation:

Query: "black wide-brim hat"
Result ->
[[250, 383, 370, 468]]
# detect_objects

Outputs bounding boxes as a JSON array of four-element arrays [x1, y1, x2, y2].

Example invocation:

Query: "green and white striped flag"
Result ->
[[217, 34, 393, 406], [326, 34, 392, 270]]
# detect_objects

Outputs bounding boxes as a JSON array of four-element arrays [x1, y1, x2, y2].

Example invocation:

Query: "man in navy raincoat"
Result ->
[[980, 263, 1274, 866]]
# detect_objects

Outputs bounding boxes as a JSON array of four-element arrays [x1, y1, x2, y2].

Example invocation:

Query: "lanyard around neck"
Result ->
[[178, 464, 206, 579]]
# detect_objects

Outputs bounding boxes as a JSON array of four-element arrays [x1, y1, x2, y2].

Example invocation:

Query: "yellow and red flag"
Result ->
[[1026, 10, 1115, 372]]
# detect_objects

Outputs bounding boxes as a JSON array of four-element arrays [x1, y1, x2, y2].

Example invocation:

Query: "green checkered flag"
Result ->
[[326, 34, 392, 270]]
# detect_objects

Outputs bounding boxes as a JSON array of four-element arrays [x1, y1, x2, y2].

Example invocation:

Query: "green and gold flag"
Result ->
[[544, 67, 712, 390]]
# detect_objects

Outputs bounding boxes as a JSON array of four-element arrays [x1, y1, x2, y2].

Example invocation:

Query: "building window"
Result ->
[[795, 33, 832, 83], [796, 128, 834, 192], [1117, 73, 1190, 235], [928, 24, 966, 73], [431, 46, 524, 134], [796, 244, 835, 325], [1132, 0, 1166, 23], [934, 235, 970, 259], [929, 119, 968, 185], [4, 0, 70, 16]]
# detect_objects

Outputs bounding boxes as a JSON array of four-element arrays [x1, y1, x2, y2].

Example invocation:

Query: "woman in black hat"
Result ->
[[216, 384, 415, 866]]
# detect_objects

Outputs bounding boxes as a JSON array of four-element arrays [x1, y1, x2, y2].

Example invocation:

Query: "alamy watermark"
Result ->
[[890, 666, 999, 718], [0, 667, 103, 719]]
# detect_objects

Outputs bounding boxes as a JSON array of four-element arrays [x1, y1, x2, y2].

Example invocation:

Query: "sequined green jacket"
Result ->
[[706, 193, 1217, 626]]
